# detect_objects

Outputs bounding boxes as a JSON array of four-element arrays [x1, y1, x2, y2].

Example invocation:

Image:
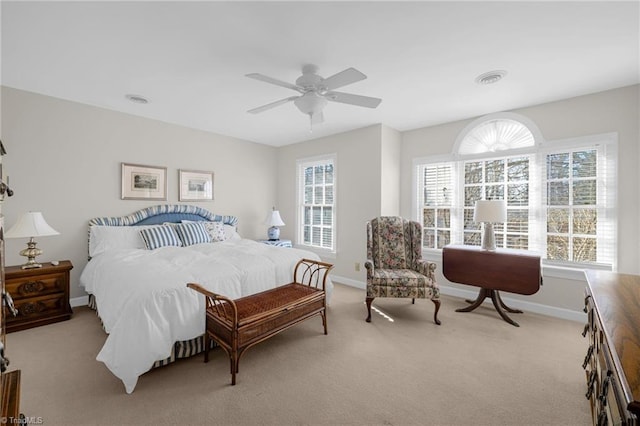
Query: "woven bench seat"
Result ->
[[188, 258, 333, 385]]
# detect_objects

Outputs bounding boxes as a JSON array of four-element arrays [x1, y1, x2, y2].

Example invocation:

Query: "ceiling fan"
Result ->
[[246, 64, 382, 128]]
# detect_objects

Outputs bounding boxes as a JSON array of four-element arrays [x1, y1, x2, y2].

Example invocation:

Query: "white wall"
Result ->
[[401, 85, 640, 317], [380, 125, 401, 216], [276, 124, 383, 282], [1, 87, 278, 299]]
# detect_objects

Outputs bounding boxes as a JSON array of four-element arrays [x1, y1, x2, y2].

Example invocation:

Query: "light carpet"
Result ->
[[6, 283, 591, 425]]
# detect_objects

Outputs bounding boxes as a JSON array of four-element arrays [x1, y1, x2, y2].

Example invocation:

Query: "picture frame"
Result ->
[[121, 163, 167, 200], [179, 169, 214, 201]]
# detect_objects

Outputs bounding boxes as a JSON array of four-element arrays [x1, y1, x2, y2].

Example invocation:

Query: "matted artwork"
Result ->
[[121, 163, 167, 200], [179, 169, 214, 201]]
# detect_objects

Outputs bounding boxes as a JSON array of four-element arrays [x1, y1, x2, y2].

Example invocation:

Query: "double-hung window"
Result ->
[[415, 114, 617, 270], [297, 155, 336, 252]]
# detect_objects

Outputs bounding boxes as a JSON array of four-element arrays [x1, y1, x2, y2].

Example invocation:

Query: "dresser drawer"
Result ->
[[5, 273, 66, 300]]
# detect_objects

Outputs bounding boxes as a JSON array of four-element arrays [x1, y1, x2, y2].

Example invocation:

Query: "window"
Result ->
[[417, 163, 454, 249], [462, 156, 531, 249], [415, 114, 617, 269], [297, 155, 336, 251], [543, 146, 614, 265]]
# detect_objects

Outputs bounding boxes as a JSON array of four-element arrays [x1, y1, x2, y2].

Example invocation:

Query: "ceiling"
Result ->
[[2, 1, 638, 147]]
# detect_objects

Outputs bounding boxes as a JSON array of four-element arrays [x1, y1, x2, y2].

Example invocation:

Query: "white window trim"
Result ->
[[295, 153, 337, 256]]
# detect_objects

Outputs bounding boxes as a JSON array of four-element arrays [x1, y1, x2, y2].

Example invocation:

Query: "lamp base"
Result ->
[[267, 226, 280, 241], [481, 223, 497, 251], [19, 238, 44, 269]]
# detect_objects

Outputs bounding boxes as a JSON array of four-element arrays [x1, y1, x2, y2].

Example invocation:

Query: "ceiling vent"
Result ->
[[475, 70, 507, 85], [125, 94, 149, 104]]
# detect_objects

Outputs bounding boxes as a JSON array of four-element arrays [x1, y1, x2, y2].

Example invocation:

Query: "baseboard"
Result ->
[[332, 275, 365, 290], [70, 295, 89, 308], [331, 275, 586, 323], [71, 277, 586, 323]]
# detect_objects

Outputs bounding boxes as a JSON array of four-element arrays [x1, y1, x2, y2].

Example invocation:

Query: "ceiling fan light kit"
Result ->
[[246, 64, 381, 130]]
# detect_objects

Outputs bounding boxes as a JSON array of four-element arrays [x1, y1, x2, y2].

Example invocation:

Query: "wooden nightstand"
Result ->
[[4, 261, 73, 333]]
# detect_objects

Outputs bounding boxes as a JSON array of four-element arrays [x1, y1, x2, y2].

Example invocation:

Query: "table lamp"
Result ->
[[473, 200, 506, 251], [264, 207, 285, 241], [5, 212, 60, 269]]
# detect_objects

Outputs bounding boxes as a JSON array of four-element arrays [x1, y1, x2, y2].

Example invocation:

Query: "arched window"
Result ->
[[454, 112, 540, 155], [415, 113, 617, 269]]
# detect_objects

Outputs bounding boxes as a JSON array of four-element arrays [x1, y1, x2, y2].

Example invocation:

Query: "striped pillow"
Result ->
[[139, 225, 182, 250], [174, 222, 212, 246]]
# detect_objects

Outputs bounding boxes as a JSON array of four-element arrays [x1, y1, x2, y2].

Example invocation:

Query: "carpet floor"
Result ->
[[6, 283, 591, 425]]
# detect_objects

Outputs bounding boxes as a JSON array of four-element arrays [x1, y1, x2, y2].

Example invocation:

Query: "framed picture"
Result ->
[[179, 169, 214, 201], [121, 163, 167, 200]]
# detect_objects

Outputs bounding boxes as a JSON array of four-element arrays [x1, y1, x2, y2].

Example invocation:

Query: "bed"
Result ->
[[79, 204, 332, 393]]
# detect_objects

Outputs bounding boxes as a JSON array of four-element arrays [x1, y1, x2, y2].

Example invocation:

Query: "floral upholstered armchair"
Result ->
[[365, 216, 441, 325]]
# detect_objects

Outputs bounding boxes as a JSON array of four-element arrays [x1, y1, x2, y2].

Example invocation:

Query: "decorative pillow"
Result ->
[[202, 221, 226, 242], [139, 225, 182, 250], [89, 225, 155, 257], [174, 222, 212, 246]]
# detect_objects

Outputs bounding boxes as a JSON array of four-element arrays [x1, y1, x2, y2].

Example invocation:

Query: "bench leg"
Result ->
[[204, 332, 210, 363], [230, 333, 239, 385], [231, 356, 237, 386], [321, 309, 328, 335]]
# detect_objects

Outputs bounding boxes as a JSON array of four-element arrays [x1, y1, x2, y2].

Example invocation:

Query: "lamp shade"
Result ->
[[5, 212, 60, 238], [473, 200, 506, 223], [264, 209, 285, 227]]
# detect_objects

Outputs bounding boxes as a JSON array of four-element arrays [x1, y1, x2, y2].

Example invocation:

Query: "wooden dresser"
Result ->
[[4, 261, 73, 333], [583, 270, 640, 425]]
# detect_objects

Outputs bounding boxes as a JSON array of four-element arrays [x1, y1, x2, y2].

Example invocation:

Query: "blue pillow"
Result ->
[[139, 225, 182, 250], [174, 222, 212, 246]]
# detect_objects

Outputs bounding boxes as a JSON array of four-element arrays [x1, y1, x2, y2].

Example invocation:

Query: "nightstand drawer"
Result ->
[[11, 293, 69, 321], [5, 274, 66, 299]]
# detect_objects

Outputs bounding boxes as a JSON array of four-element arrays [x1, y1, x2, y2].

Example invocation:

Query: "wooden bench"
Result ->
[[187, 258, 333, 385]]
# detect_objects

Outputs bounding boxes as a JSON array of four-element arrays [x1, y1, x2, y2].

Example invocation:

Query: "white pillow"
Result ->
[[224, 224, 241, 241], [89, 225, 154, 257]]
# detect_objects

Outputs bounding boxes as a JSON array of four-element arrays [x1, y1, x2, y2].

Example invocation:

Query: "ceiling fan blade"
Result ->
[[323, 68, 367, 90], [247, 96, 299, 114], [326, 91, 382, 108], [245, 73, 303, 93]]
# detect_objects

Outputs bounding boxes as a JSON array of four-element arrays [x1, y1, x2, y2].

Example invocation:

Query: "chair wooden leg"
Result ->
[[365, 297, 374, 322], [432, 299, 442, 325], [412, 298, 415, 304]]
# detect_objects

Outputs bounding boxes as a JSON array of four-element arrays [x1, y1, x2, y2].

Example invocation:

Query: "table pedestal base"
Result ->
[[456, 288, 522, 327]]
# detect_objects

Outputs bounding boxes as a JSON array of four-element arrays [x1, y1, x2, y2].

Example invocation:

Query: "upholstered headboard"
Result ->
[[88, 204, 238, 227], [86, 205, 238, 259]]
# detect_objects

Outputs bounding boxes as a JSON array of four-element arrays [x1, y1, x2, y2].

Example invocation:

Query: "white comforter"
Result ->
[[79, 239, 331, 393]]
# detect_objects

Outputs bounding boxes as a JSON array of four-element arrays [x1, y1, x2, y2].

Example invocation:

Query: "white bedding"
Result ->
[[79, 238, 331, 393]]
